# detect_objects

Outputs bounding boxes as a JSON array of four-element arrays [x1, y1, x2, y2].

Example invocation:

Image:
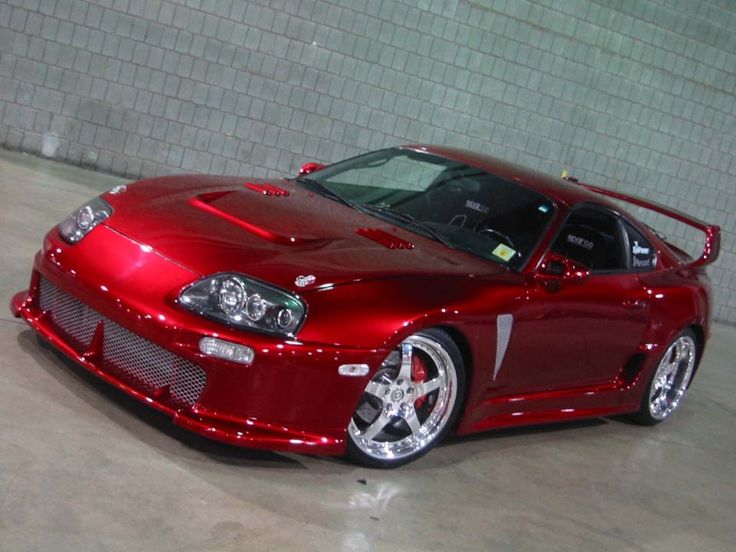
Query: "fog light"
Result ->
[[199, 337, 254, 365]]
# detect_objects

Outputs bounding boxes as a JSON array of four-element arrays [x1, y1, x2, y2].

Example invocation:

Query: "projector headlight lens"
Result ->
[[218, 278, 247, 315], [245, 294, 267, 321], [276, 308, 293, 330]]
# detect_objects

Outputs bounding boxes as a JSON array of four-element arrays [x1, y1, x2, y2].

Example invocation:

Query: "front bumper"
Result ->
[[11, 226, 384, 455]]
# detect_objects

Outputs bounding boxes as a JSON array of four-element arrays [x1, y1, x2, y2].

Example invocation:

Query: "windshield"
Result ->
[[299, 148, 556, 270]]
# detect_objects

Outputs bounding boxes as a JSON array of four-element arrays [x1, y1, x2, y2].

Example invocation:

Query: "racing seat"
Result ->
[[552, 224, 610, 270]]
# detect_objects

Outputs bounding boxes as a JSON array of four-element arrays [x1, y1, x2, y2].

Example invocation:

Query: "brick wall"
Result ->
[[1, 0, 734, 322]]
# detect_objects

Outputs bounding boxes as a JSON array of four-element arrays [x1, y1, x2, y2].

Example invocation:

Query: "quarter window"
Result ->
[[622, 220, 656, 271]]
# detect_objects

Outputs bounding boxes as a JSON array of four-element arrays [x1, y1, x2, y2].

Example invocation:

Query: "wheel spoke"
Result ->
[[414, 377, 441, 398], [360, 412, 392, 441], [404, 407, 422, 435], [675, 339, 689, 366], [364, 380, 389, 399], [652, 396, 665, 415], [651, 385, 664, 402], [398, 342, 413, 379], [664, 359, 678, 377]]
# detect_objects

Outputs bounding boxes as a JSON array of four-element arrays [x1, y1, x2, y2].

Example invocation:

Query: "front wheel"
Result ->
[[631, 329, 698, 425], [345, 329, 465, 468]]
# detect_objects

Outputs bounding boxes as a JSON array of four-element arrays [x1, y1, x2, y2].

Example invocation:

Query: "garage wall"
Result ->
[[1, 0, 734, 322]]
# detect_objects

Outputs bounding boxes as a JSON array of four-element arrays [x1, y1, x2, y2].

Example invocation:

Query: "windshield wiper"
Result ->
[[295, 177, 358, 211], [360, 204, 453, 247]]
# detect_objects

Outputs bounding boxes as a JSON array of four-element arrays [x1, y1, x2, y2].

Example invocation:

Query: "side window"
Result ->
[[551, 207, 627, 271], [622, 220, 656, 271]]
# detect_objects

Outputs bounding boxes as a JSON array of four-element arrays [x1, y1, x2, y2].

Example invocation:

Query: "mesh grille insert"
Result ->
[[38, 277, 206, 408]]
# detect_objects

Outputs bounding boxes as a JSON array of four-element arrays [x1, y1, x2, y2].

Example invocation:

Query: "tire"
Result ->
[[630, 329, 698, 426], [345, 328, 466, 468]]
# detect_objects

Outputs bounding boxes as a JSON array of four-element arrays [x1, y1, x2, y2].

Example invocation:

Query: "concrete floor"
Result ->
[[1, 149, 734, 551]]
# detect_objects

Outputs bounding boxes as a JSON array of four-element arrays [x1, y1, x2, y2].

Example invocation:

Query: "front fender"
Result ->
[[297, 274, 525, 423], [297, 274, 514, 350]]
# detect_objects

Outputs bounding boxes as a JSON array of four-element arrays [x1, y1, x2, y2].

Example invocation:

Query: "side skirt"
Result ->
[[458, 378, 645, 435]]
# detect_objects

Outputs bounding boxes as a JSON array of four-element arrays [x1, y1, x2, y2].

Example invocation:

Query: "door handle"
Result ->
[[621, 299, 647, 310]]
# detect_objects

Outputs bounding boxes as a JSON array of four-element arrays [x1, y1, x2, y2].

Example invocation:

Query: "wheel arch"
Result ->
[[688, 322, 706, 379], [383, 322, 477, 433], [641, 271, 710, 375], [435, 324, 474, 424]]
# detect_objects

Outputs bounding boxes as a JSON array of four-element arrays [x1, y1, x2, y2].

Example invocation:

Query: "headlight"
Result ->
[[178, 273, 306, 337], [58, 197, 112, 244]]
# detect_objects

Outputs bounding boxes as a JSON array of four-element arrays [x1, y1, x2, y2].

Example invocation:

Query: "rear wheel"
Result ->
[[346, 329, 465, 468], [631, 329, 698, 425]]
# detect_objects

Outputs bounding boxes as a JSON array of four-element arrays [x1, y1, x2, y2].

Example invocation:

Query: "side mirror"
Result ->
[[535, 253, 590, 289], [299, 162, 326, 176], [544, 258, 565, 276]]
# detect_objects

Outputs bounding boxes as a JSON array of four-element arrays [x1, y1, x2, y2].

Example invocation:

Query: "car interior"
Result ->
[[398, 167, 555, 259]]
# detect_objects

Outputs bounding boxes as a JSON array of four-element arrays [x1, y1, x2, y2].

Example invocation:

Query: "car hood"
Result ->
[[102, 175, 503, 292]]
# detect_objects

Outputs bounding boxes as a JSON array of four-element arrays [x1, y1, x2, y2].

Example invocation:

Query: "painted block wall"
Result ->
[[0, 0, 734, 322]]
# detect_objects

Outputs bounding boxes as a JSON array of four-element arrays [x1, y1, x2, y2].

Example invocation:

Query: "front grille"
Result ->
[[38, 277, 98, 350], [38, 277, 206, 408]]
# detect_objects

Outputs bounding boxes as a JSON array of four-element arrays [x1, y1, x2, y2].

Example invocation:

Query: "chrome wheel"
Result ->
[[347, 332, 461, 464], [648, 335, 696, 420]]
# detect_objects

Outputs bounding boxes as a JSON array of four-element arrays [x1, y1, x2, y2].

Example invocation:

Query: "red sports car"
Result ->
[[11, 145, 720, 467]]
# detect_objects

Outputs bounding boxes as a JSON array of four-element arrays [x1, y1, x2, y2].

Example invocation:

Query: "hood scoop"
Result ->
[[190, 192, 308, 245], [244, 182, 289, 196], [356, 228, 415, 250]]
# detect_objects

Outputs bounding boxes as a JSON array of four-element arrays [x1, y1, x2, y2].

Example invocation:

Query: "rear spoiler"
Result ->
[[562, 175, 721, 269]]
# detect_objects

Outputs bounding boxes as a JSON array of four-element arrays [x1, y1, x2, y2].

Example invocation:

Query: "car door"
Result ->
[[495, 204, 652, 394]]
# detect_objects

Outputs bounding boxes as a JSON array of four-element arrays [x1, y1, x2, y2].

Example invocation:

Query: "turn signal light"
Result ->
[[199, 337, 254, 365]]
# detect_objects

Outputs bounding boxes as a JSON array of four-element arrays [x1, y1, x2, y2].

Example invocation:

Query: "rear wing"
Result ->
[[562, 176, 721, 269]]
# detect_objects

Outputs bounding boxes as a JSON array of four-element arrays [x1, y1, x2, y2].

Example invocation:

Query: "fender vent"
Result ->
[[620, 353, 646, 386], [244, 182, 289, 196], [356, 228, 415, 249]]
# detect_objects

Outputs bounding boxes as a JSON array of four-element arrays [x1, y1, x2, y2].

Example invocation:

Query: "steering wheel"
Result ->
[[475, 223, 516, 250]]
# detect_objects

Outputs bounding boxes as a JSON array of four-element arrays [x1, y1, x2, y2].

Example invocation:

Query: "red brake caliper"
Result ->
[[411, 353, 429, 409]]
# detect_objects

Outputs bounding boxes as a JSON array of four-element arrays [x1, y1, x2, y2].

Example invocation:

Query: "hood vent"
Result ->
[[245, 182, 289, 196], [356, 228, 415, 250]]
